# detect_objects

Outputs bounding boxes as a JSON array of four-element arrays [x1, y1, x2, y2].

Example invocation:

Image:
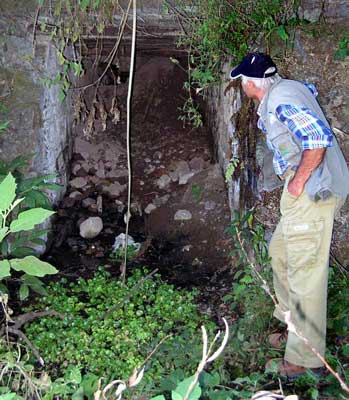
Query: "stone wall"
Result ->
[[207, 25, 349, 264], [0, 1, 72, 202]]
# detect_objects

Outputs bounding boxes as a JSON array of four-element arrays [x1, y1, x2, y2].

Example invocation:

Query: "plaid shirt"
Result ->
[[258, 83, 333, 175]]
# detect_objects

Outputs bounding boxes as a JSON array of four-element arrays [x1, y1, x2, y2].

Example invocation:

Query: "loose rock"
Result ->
[[204, 200, 217, 211], [82, 197, 96, 208], [189, 156, 206, 172], [70, 177, 88, 189], [69, 191, 82, 199], [145, 203, 157, 214], [179, 172, 195, 185], [174, 210, 192, 221], [102, 182, 126, 197], [79, 217, 103, 239], [156, 174, 171, 189]]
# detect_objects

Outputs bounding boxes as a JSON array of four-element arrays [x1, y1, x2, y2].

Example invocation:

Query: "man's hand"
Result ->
[[287, 148, 326, 198], [287, 178, 304, 198]]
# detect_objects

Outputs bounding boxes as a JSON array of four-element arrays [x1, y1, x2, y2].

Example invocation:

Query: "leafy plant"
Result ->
[[334, 38, 349, 61], [0, 154, 61, 260], [178, 97, 203, 128], [0, 173, 57, 299], [24, 268, 213, 383], [109, 243, 139, 262], [224, 211, 349, 398], [0, 101, 10, 135], [169, 0, 299, 125], [225, 158, 239, 183], [191, 185, 204, 202]]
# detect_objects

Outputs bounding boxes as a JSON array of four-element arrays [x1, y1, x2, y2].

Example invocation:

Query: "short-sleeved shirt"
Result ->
[[257, 83, 333, 175]]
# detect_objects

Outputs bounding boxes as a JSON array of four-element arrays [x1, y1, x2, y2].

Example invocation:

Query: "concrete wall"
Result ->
[[0, 2, 72, 201]]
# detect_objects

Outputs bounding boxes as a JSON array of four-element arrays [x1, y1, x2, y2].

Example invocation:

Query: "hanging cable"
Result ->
[[122, 0, 137, 283]]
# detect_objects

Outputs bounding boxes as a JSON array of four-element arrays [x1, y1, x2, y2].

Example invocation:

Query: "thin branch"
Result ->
[[72, 0, 133, 91]]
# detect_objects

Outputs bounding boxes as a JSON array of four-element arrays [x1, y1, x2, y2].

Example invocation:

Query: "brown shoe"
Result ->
[[265, 358, 324, 379], [268, 331, 288, 350]]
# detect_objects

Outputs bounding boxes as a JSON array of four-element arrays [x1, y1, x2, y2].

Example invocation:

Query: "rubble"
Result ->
[[70, 177, 88, 189]]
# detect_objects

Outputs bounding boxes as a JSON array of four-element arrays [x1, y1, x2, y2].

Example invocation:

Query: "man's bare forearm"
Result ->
[[288, 148, 326, 197]]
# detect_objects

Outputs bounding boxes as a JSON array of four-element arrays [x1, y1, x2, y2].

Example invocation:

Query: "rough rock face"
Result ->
[[0, 7, 72, 202]]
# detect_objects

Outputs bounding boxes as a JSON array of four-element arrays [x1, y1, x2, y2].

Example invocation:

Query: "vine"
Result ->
[[166, 0, 299, 125]]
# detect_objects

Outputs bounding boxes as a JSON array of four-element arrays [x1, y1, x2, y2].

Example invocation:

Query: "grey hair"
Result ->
[[241, 70, 281, 90]]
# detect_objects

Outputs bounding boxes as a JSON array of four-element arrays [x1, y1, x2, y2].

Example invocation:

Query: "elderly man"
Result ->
[[229, 53, 349, 377]]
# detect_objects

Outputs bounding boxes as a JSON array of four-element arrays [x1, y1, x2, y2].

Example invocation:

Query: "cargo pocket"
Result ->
[[270, 133, 301, 163], [282, 219, 324, 270]]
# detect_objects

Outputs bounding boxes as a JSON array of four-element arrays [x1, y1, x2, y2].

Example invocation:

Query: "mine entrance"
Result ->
[[45, 37, 232, 287]]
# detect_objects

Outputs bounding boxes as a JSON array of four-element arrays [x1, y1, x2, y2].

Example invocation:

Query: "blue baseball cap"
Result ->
[[230, 53, 277, 79]]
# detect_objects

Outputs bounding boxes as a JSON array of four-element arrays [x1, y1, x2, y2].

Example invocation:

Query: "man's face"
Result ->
[[241, 80, 259, 100]]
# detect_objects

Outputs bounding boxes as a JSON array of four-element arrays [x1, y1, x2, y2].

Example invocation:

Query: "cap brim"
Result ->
[[230, 65, 243, 79]]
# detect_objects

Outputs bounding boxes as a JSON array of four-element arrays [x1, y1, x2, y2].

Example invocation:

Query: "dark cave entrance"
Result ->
[[46, 36, 232, 287]]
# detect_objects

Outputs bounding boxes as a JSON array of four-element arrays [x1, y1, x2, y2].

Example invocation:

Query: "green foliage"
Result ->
[[109, 244, 139, 262], [0, 102, 9, 135], [224, 211, 273, 374], [0, 341, 99, 400], [0, 152, 60, 261], [178, 97, 203, 128], [169, 0, 298, 125], [24, 268, 212, 383], [191, 185, 204, 202], [334, 37, 349, 60], [225, 158, 239, 183], [0, 173, 57, 299], [36, 0, 131, 102], [327, 267, 349, 337]]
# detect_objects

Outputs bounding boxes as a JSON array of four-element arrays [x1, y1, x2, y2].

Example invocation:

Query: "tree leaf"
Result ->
[[10, 256, 58, 277], [277, 25, 289, 41], [150, 397, 166, 400], [0, 260, 11, 279], [10, 208, 55, 233], [58, 88, 66, 103], [19, 284, 29, 301], [57, 51, 66, 65], [0, 173, 16, 212], [174, 376, 201, 400], [0, 227, 9, 243], [65, 365, 82, 384], [0, 282, 9, 294], [37, 183, 62, 191], [10, 247, 38, 258], [22, 274, 46, 288], [171, 392, 183, 400]]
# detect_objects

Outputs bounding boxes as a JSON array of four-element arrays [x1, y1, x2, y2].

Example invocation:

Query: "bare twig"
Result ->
[[285, 312, 349, 394], [235, 228, 278, 306], [183, 318, 229, 400], [73, 0, 133, 91]]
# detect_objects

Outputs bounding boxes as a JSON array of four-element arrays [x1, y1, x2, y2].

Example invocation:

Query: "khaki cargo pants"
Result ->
[[269, 177, 343, 368]]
